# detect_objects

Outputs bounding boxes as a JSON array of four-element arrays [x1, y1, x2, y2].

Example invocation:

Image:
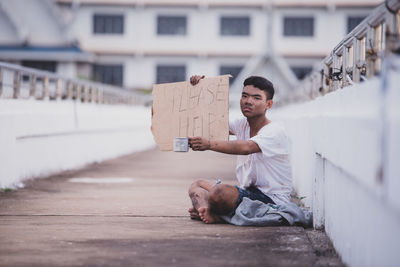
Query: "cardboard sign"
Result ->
[[151, 75, 230, 151]]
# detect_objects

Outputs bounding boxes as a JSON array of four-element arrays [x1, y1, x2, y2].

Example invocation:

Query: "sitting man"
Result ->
[[188, 75, 293, 224]]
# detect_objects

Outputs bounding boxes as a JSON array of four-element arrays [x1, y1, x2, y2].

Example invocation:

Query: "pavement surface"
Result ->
[[0, 149, 344, 267]]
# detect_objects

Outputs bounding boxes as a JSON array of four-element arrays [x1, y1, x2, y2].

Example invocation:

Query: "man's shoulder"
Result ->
[[231, 116, 247, 124], [260, 121, 286, 136], [230, 117, 248, 130], [253, 121, 291, 155]]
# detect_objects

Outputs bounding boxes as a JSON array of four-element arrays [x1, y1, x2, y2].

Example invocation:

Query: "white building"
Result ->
[[0, 0, 380, 103]]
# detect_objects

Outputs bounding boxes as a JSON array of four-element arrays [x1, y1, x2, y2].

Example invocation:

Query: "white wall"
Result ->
[[271, 56, 400, 266], [70, 5, 268, 89], [0, 99, 155, 188], [70, 2, 376, 56], [73, 5, 267, 55], [272, 7, 373, 57], [57, 62, 77, 78]]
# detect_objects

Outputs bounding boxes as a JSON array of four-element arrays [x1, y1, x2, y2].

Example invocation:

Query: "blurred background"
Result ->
[[0, 0, 380, 103], [1, 2, 399, 266]]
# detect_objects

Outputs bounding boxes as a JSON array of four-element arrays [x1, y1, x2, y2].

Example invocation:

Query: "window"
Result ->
[[156, 65, 186, 84], [220, 17, 250, 36], [93, 14, 124, 34], [283, 17, 314, 37], [347, 16, 365, 33], [157, 16, 187, 35], [22, 61, 56, 72], [92, 64, 123, 86], [220, 65, 243, 83], [291, 66, 312, 80]]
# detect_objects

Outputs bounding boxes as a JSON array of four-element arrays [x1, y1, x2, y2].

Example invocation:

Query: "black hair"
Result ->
[[243, 76, 275, 100]]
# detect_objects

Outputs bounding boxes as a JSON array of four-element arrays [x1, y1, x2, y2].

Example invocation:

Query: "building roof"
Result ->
[[54, 0, 381, 8], [0, 45, 93, 62]]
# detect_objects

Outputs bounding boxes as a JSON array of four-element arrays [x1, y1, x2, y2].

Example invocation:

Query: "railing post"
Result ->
[[354, 39, 361, 83], [76, 84, 81, 102], [29, 75, 36, 98], [66, 81, 73, 100], [82, 85, 86, 102], [320, 65, 327, 95], [310, 75, 315, 99], [13, 71, 21, 99], [325, 56, 333, 93], [385, 8, 400, 52], [98, 89, 103, 104], [355, 36, 367, 82], [342, 48, 348, 87], [56, 78, 63, 100], [342, 41, 354, 87], [315, 72, 321, 98], [84, 85, 90, 102], [366, 26, 377, 78], [102, 91, 107, 104], [0, 67, 3, 97], [92, 87, 97, 103], [337, 49, 344, 89], [374, 23, 384, 74], [332, 53, 342, 90], [41, 76, 49, 100]]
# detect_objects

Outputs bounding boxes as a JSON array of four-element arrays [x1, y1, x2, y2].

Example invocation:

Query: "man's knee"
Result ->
[[188, 179, 213, 194], [188, 179, 208, 196], [190, 179, 206, 188], [208, 184, 239, 215]]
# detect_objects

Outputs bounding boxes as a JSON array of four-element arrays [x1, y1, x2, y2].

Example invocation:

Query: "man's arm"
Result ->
[[189, 137, 261, 155]]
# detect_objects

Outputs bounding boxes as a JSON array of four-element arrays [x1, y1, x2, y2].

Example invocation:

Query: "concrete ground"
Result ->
[[0, 149, 344, 267]]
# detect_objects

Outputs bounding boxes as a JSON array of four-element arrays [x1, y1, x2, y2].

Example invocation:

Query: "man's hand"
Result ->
[[189, 137, 211, 151], [190, 75, 205, 86]]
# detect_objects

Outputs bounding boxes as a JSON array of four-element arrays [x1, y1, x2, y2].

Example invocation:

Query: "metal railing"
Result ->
[[0, 61, 148, 105], [283, 0, 400, 104]]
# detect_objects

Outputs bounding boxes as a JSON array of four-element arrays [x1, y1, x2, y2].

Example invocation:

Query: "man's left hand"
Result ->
[[189, 137, 211, 151]]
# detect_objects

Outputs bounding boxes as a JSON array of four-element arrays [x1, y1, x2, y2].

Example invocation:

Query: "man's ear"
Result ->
[[266, 99, 273, 110]]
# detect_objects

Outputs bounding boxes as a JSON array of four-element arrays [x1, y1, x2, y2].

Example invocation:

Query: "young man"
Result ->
[[188, 75, 292, 224]]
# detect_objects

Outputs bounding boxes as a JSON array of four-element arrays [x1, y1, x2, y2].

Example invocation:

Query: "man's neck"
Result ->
[[247, 115, 270, 137]]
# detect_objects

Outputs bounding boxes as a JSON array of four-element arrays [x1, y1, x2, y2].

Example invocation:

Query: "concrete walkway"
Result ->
[[0, 149, 343, 267]]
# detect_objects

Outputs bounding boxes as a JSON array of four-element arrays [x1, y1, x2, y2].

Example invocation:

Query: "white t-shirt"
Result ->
[[229, 117, 292, 205]]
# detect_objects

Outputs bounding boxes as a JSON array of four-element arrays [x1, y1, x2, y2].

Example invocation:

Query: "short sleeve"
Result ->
[[250, 124, 289, 157], [229, 118, 244, 135]]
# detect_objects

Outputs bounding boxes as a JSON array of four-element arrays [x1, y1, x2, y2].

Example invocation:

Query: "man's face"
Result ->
[[240, 85, 273, 118]]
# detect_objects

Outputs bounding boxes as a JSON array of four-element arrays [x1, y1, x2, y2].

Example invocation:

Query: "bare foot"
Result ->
[[188, 207, 201, 220], [198, 207, 221, 224]]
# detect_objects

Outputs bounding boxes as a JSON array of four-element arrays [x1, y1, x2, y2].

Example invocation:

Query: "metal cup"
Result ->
[[173, 137, 189, 152]]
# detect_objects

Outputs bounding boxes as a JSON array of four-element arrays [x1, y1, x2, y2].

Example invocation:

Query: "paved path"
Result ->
[[0, 149, 343, 266]]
